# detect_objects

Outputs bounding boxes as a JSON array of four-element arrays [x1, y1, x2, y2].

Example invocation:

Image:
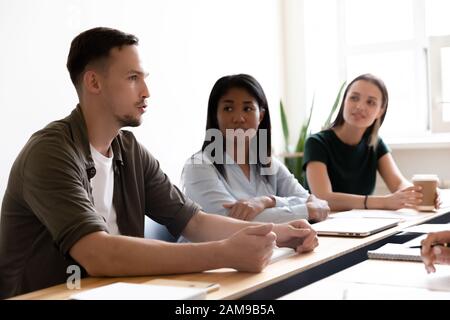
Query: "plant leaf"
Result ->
[[293, 94, 315, 182], [279, 100, 290, 152], [295, 93, 315, 153], [323, 81, 346, 129]]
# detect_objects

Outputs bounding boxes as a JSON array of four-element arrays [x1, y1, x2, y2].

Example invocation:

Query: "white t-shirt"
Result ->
[[90, 145, 120, 235]]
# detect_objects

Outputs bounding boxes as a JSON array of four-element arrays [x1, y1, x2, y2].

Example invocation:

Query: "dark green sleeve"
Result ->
[[303, 135, 329, 171], [139, 143, 200, 238], [22, 137, 107, 255], [376, 137, 390, 159]]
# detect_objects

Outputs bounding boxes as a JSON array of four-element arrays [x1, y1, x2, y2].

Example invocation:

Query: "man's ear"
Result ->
[[82, 70, 102, 94]]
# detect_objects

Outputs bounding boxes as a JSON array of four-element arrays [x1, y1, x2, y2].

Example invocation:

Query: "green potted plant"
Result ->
[[279, 82, 346, 184]]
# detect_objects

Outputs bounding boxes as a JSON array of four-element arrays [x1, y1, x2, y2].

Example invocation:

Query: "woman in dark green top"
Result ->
[[303, 74, 426, 211]]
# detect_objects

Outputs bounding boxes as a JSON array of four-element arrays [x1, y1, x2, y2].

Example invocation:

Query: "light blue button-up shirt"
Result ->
[[181, 151, 310, 223]]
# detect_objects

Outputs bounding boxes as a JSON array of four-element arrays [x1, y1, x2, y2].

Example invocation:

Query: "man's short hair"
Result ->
[[66, 27, 139, 88]]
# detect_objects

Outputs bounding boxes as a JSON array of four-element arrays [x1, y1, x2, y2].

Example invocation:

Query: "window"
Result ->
[[303, 0, 450, 137], [429, 36, 450, 131]]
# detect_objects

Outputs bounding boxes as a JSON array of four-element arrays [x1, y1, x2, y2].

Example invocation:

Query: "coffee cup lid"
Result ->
[[412, 174, 439, 182]]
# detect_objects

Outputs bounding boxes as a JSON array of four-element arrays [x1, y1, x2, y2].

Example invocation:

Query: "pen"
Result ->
[[409, 243, 448, 249]]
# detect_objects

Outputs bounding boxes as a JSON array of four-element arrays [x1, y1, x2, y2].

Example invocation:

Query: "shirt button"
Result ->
[[88, 167, 96, 178]]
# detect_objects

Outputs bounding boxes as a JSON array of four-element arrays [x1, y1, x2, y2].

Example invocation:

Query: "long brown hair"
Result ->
[[201, 74, 272, 180]]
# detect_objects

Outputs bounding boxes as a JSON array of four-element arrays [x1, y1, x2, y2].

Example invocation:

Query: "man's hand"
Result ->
[[223, 196, 275, 221], [306, 195, 329, 222], [421, 230, 450, 273], [272, 220, 318, 253], [221, 223, 276, 272]]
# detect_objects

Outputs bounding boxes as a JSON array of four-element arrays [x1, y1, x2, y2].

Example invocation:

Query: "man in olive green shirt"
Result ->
[[0, 27, 319, 299]]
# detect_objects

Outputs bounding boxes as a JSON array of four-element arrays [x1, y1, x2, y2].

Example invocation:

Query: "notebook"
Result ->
[[70, 282, 207, 300], [367, 243, 422, 262], [312, 217, 401, 237]]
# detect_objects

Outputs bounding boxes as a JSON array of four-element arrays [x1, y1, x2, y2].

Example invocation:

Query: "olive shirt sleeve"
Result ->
[[21, 136, 108, 256], [138, 143, 200, 238]]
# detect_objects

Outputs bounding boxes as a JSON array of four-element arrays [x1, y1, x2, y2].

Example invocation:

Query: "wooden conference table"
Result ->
[[11, 206, 450, 300]]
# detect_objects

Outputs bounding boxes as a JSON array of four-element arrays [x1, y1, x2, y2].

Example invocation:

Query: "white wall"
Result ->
[[375, 147, 450, 194], [279, 0, 307, 147], [0, 0, 284, 203], [1, 0, 447, 211]]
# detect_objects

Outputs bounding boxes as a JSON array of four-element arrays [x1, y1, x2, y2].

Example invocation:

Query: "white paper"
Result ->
[[70, 282, 207, 300], [270, 247, 296, 264], [402, 234, 427, 248], [404, 223, 450, 234], [345, 261, 450, 292], [342, 282, 450, 300]]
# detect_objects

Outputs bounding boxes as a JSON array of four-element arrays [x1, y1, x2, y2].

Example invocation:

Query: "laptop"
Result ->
[[312, 217, 401, 237]]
